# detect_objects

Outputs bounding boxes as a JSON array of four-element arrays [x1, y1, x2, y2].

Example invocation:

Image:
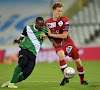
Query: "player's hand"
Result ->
[[57, 44, 62, 47], [13, 39, 21, 44], [46, 27, 52, 36], [40, 34, 47, 39], [55, 43, 62, 47], [13, 39, 18, 44]]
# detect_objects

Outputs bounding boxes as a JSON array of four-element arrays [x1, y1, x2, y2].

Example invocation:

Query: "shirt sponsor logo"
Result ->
[[46, 22, 56, 28], [47, 24, 51, 28]]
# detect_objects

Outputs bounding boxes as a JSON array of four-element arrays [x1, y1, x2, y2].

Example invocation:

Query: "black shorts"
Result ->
[[18, 49, 36, 73]]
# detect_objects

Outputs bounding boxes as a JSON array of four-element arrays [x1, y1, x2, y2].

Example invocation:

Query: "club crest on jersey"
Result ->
[[66, 46, 73, 54], [58, 21, 63, 26]]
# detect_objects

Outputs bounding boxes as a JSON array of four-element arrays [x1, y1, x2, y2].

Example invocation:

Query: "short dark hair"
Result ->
[[52, 2, 63, 10], [36, 17, 44, 23]]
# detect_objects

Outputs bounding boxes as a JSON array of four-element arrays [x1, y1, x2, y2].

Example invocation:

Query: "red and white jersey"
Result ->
[[45, 17, 74, 48]]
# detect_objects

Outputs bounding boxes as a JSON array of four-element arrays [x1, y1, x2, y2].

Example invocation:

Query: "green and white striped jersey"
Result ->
[[19, 24, 46, 56]]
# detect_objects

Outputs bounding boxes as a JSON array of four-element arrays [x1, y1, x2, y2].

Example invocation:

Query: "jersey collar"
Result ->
[[33, 24, 38, 32]]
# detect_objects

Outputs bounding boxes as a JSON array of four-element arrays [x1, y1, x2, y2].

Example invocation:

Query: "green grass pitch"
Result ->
[[0, 61, 100, 90]]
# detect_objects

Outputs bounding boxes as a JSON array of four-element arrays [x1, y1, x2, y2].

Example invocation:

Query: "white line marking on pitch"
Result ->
[[22, 81, 100, 83], [22, 81, 79, 82]]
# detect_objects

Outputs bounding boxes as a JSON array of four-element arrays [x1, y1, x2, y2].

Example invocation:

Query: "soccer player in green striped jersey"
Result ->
[[1, 17, 47, 88]]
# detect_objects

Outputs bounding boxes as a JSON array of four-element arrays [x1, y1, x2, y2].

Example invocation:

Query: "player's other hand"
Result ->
[[46, 27, 52, 36], [40, 34, 47, 39], [13, 39, 20, 44]]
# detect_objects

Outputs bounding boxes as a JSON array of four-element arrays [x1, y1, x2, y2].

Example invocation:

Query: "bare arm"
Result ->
[[45, 28, 61, 47], [50, 38, 61, 47], [46, 27, 68, 39], [13, 36, 24, 44], [13, 26, 27, 44]]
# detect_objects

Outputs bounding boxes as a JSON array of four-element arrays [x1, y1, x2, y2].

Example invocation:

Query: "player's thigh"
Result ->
[[57, 50, 65, 60], [22, 59, 36, 78], [23, 52, 36, 78], [71, 51, 79, 60], [18, 49, 28, 68], [63, 43, 78, 57]]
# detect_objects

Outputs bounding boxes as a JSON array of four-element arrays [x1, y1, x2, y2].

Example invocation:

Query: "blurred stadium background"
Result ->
[[0, 0, 100, 63], [0, 0, 100, 89]]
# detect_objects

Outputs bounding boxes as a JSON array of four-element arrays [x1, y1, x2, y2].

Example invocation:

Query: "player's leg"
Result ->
[[57, 50, 67, 73], [1, 65, 22, 88], [8, 49, 28, 88], [72, 51, 88, 85], [12, 50, 36, 83], [56, 50, 69, 86], [19, 52, 36, 82]]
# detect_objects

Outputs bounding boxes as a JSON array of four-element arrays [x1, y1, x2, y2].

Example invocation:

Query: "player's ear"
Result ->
[[35, 22, 39, 26], [53, 9, 55, 13]]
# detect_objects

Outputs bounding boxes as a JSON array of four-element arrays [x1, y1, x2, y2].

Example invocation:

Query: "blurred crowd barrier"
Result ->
[[0, 47, 100, 63], [0, 0, 100, 63]]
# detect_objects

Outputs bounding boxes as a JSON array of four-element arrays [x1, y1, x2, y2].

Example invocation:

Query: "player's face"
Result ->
[[53, 7, 62, 19], [36, 20, 44, 31]]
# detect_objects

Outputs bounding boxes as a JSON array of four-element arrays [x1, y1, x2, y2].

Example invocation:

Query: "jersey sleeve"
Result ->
[[62, 18, 69, 31], [20, 26, 27, 37]]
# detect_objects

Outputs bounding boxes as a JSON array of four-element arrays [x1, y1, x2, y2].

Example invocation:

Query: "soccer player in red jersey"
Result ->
[[45, 2, 88, 86]]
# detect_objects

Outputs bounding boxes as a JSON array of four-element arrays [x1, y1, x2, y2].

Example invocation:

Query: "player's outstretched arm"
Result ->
[[46, 27, 68, 39], [50, 38, 61, 47], [13, 26, 27, 44], [13, 36, 24, 44], [46, 30, 61, 47]]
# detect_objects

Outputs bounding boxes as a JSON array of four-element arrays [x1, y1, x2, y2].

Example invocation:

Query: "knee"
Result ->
[[18, 60, 27, 69], [58, 54, 65, 60], [57, 50, 65, 60], [75, 58, 82, 67], [58, 53, 65, 60]]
